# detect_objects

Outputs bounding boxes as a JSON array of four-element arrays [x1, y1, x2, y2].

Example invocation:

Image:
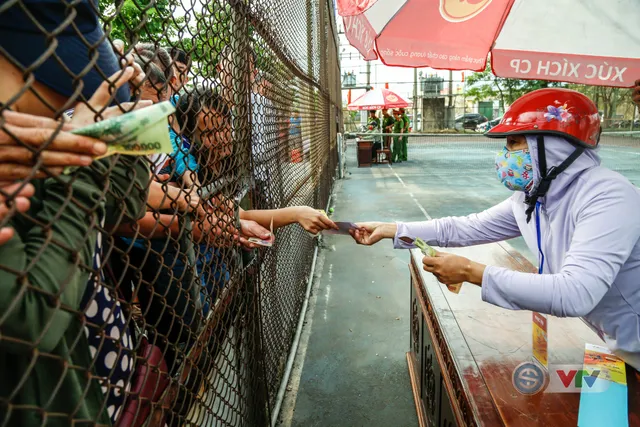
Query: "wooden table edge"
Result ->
[[410, 251, 505, 426]]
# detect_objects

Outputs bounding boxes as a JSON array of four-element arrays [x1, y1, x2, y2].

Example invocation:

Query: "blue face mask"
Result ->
[[495, 147, 534, 192]]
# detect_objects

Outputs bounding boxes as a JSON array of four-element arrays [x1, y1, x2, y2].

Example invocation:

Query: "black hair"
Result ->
[[132, 54, 166, 87], [170, 47, 191, 68], [134, 43, 175, 81], [176, 85, 231, 140]]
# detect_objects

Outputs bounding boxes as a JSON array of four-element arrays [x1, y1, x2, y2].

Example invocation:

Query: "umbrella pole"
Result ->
[[413, 68, 418, 132], [366, 61, 371, 89], [447, 70, 454, 128]]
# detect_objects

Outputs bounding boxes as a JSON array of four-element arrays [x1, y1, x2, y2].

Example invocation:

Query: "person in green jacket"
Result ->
[[382, 108, 395, 151], [400, 108, 411, 161], [392, 109, 404, 163], [367, 109, 381, 131], [367, 110, 382, 160], [0, 5, 152, 424]]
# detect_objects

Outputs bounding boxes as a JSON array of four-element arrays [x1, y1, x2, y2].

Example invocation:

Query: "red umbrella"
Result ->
[[337, 0, 378, 16], [340, 0, 639, 87], [347, 88, 410, 110]]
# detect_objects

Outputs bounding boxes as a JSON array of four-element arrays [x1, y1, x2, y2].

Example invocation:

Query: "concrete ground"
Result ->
[[276, 138, 639, 427], [276, 143, 534, 427], [277, 160, 423, 427]]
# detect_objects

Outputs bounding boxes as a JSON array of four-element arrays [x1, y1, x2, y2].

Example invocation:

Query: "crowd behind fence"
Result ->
[[0, 0, 342, 425]]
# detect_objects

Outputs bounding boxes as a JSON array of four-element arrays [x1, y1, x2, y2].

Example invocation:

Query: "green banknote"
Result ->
[[414, 237, 463, 294], [65, 102, 175, 173], [414, 237, 436, 257]]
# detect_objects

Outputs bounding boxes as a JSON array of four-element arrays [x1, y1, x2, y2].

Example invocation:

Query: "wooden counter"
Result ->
[[407, 242, 640, 426], [357, 139, 373, 167]]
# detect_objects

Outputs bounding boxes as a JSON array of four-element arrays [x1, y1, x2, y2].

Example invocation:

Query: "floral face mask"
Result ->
[[495, 147, 534, 192]]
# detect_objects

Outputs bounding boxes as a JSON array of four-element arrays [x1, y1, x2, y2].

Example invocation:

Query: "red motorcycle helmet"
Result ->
[[486, 88, 601, 148]]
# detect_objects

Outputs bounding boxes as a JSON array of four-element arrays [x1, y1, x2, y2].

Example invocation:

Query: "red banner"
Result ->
[[492, 50, 640, 88]]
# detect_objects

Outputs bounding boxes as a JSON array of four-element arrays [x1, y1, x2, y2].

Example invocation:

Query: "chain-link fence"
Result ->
[[0, 0, 341, 425]]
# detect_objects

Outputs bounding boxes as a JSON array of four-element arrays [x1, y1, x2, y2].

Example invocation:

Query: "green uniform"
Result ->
[[367, 116, 380, 131], [382, 115, 395, 159], [0, 155, 150, 426], [392, 117, 403, 162], [401, 113, 410, 161], [368, 116, 381, 159], [382, 114, 395, 133]]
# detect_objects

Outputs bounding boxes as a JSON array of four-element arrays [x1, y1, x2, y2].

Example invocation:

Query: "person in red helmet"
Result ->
[[352, 88, 640, 373]]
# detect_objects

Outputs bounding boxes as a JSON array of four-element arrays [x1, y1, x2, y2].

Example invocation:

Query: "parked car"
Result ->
[[476, 116, 503, 133], [608, 119, 640, 130], [454, 113, 488, 131]]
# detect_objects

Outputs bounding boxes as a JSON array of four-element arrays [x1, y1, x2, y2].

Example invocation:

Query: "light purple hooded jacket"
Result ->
[[394, 135, 640, 369]]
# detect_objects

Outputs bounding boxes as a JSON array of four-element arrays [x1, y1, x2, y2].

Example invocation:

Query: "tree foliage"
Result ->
[[465, 64, 563, 112], [98, 0, 282, 81], [567, 84, 634, 124], [98, 0, 233, 78], [465, 63, 637, 126], [99, 0, 179, 45]]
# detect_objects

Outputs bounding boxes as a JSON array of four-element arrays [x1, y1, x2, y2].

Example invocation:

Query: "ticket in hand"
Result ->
[[248, 217, 275, 247], [322, 221, 358, 235]]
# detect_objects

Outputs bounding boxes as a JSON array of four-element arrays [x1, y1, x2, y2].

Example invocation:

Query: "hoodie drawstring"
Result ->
[[535, 201, 545, 274], [525, 135, 586, 223]]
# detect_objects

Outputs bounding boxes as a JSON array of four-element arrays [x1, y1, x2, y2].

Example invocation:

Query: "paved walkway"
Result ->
[[277, 158, 431, 427]]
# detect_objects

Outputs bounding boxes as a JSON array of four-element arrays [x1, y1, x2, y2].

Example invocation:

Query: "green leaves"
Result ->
[[99, 0, 179, 45], [97, 0, 293, 83], [465, 64, 564, 112]]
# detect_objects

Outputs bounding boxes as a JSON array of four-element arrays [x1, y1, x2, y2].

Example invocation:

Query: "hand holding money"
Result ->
[[0, 110, 108, 182], [417, 240, 464, 294], [241, 218, 274, 248], [322, 221, 359, 235], [296, 207, 338, 235], [70, 100, 174, 160], [60, 66, 174, 174]]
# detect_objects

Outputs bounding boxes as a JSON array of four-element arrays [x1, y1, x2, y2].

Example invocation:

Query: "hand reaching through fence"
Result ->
[[112, 39, 147, 89], [239, 218, 273, 249], [192, 210, 240, 248], [147, 179, 207, 218], [0, 2, 155, 424], [0, 182, 34, 245], [295, 207, 339, 234], [240, 206, 339, 235], [70, 67, 140, 126], [0, 110, 108, 180]]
